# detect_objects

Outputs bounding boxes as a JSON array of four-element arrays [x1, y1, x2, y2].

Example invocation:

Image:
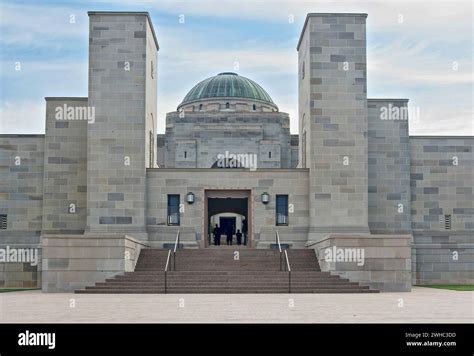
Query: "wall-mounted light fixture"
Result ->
[[186, 192, 195, 204], [261, 192, 270, 204]]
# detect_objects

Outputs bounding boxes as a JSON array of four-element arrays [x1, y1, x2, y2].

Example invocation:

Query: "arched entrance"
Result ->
[[204, 190, 251, 247]]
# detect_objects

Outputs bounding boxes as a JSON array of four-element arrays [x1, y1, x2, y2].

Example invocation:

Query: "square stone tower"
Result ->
[[298, 13, 369, 242], [86, 12, 158, 237]]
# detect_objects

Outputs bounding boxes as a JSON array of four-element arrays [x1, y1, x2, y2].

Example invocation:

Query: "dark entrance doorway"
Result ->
[[219, 217, 236, 235], [205, 190, 251, 247]]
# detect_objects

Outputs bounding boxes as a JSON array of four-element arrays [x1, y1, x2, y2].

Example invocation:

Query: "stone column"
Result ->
[[86, 12, 158, 238], [298, 13, 369, 243]]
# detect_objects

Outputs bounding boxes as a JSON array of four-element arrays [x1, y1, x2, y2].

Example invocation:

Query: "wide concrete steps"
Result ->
[[134, 249, 320, 272], [78, 279, 375, 293], [75, 248, 378, 294], [77, 289, 377, 294]]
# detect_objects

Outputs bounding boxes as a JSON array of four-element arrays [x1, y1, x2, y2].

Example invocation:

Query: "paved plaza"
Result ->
[[0, 287, 472, 323]]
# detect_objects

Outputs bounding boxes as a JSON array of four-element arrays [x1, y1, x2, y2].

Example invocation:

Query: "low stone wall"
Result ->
[[412, 231, 474, 285], [309, 234, 412, 292], [0, 261, 40, 288], [257, 227, 308, 249], [0, 236, 42, 289], [147, 226, 199, 248], [42, 234, 149, 292]]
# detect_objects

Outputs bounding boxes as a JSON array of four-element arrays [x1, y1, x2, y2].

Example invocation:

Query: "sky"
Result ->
[[0, 0, 472, 135]]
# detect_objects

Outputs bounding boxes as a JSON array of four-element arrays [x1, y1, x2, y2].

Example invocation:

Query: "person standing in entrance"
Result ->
[[236, 229, 242, 246], [242, 218, 248, 246], [226, 225, 233, 245], [213, 224, 221, 246]]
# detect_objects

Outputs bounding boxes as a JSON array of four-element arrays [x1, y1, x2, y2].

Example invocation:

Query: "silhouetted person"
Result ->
[[213, 224, 221, 246], [242, 218, 248, 245], [226, 225, 233, 245], [236, 229, 242, 245]]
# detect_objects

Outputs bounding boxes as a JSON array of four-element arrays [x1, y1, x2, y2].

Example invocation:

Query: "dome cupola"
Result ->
[[178, 72, 278, 112]]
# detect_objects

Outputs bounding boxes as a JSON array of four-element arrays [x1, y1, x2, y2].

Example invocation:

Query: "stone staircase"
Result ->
[[75, 248, 378, 293]]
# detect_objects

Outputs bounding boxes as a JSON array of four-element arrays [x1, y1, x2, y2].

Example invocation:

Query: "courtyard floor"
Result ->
[[0, 287, 472, 323]]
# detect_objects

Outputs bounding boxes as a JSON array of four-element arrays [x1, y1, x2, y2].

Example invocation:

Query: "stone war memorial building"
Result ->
[[0, 12, 472, 293]]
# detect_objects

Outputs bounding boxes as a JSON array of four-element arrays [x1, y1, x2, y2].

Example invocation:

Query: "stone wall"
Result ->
[[410, 136, 474, 284], [164, 112, 291, 169], [145, 18, 158, 169], [368, 99, 411, 234], [410, 137, 473, 231], [42, 234, 148, 292], [0, 133, 44, 289], [86, 12, 158, 237], [412, 231, 473, 285], [298, 13, 370, 242], [156, 134, 166, 167], [146, 168, 309, 248], [42, 98, 88, 234], [0, 260, 40, 289], [310, 234, 412, 291], [290, 134, 299, 168], [0, 135, 44, 234], [297, 14, 310, 172]]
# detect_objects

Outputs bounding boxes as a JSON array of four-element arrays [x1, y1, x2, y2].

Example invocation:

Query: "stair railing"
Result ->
[[173, 230, 180, 271], [284, 249, 291, 293], [276, 230, 283, 271], [164, 231, 180, 293], [164, 249, 171, 294]]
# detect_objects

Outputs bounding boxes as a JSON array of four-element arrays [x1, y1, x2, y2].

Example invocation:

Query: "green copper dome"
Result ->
[[178, 72, 277, 109]]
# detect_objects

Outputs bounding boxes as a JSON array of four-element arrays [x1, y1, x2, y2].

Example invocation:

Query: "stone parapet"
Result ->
[[41, 234, 149, 292], [309, 234, 412, 292]]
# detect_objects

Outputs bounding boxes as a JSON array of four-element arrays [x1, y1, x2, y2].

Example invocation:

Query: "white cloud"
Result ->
[[365, 34, 473, 136], [409, 105, 474, 136], [0, 3, 87, 48], [0, 100, 45, 134], [368, 37, 472, 87], [0, 59, 87, 134], [1, 0, 471, 136], [147, 0, 472, 32], [156, 34, 299, 131], [163, 48, 296, 75]]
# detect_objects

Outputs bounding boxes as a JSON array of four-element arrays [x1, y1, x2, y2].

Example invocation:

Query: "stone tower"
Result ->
[[86, 12, 158, 238], [298, 13, 369, 243]]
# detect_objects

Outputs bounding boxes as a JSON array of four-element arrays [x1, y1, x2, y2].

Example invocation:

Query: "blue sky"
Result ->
[[0, 0, 472, 135]]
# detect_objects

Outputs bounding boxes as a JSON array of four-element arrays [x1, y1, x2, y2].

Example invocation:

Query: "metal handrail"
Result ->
[[164, 231, 180, 293], [284, 249, 291, 293], [164, 249, 171, 293], [173, 230, 180, 271], [276, 230, 282, 271]]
